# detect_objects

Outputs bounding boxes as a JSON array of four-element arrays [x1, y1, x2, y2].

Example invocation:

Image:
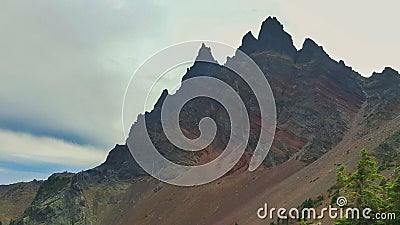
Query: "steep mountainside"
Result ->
[[0, 180, 42, 224], [3, 16, 400, 225]]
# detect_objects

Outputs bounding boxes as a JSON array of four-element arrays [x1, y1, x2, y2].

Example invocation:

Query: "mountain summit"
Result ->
[[195, 43, 217, 63], [240, 16, 297, 58], [240, 17, 333, 64], [257, 16, 297, 57], [297, 38, 330, 63]]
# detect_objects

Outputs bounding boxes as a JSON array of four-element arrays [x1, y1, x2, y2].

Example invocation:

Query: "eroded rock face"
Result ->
[[16, 173, 89, 225], [362, 67, 400, 123], [88, 144, 145, 181], [137, 24, 368, 166], [16, 162, 137, 225]]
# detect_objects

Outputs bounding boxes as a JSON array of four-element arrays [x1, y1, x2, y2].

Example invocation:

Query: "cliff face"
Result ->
[[14, 146, 143, 225], [7, 16, 400, 225], [138, 16, 367, 167]]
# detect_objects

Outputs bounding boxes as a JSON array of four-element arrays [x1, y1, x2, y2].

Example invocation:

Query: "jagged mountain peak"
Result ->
[[243, 31, 256, 40], [301, 38, 322, 51], [182, 44, 221, 81], [259, 16, 285, 35], [195, 43, 217, 63], [296, 38, 330, 63], [238, 31, 258, 54], [238, 16, 297, 57], [257, 16, 297, 57], [371, 66, 400, 78], [382, 66, 399, 75], [369, 67, 400, 90]]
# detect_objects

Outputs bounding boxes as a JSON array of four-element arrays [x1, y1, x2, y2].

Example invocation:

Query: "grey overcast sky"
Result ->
[[0, 0, 399, 184]]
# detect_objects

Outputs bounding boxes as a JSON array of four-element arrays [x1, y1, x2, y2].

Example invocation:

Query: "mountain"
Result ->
[[0, 181, 42, 224], [1, 16, 400, 225], [240, 16, 297, 58]]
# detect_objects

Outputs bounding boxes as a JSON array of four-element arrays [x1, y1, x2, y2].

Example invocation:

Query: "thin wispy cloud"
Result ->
[[0, 129, 105, 184], [0, 129, 105, 167]]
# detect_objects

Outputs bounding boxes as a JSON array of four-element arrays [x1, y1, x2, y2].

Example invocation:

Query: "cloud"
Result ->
[[0, 128, 106, 184], [0, 0, 168, 149], [0, 129, 105, 167]]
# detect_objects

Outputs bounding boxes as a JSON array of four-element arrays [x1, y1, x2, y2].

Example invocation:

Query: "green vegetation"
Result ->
[[294, 195, 324, 223], [374, 131, 400, 171], [333, 149, 399, 225], [299, 220, 310, 225], [299, 195, 324, 209], [386, 174, 400, 223], [36, 174, 72, 200]]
